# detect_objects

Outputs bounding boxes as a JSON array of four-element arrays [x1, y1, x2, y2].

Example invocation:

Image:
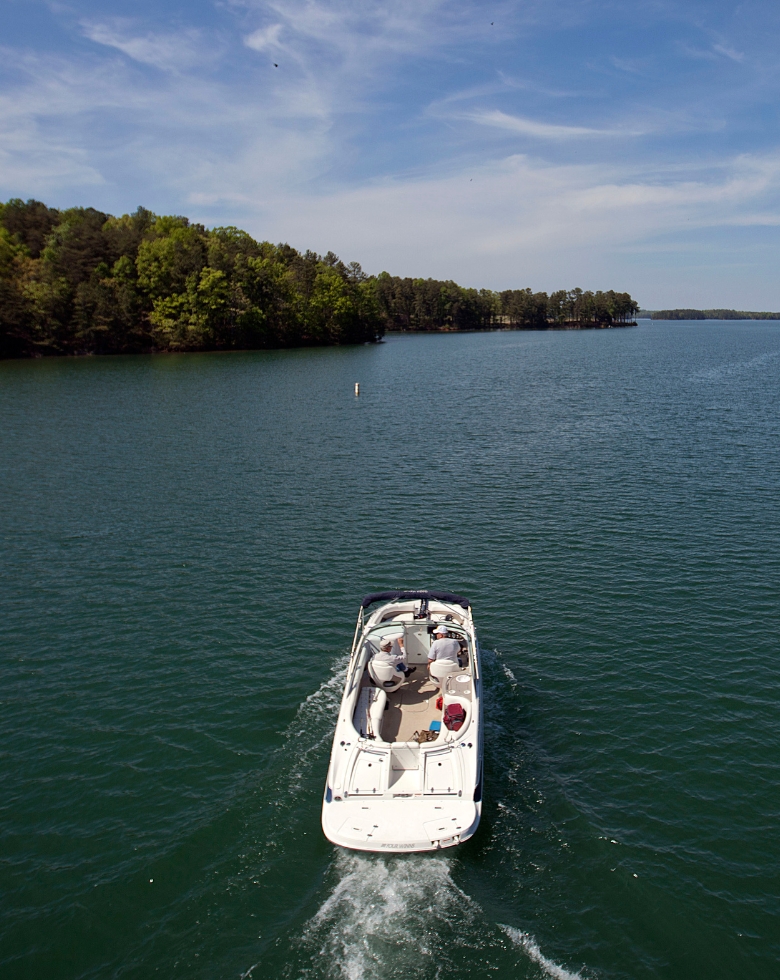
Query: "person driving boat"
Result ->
[[427, 624, 461, 687]]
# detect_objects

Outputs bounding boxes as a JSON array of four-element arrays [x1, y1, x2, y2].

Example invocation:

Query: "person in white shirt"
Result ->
[[374, 635, 415, 678], [427, 624, 461, 687]]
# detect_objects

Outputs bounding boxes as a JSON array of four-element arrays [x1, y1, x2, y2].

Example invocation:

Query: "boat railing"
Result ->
[[346, 601, 478, 695], [346, 607, 365, 695]]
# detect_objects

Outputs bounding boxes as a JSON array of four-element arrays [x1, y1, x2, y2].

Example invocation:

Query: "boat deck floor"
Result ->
[[365, 673, 441, 743]]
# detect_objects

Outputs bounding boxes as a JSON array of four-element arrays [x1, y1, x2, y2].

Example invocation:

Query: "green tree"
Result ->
[[0, 199, 60, 258], [0, 196, 637, 358], [0, 227, 34, 357]]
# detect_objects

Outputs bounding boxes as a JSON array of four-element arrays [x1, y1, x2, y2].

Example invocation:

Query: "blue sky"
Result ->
[[3, 0, 780, 307]]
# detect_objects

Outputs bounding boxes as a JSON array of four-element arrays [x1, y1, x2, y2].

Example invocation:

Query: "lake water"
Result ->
[[1, 321, 779, 980]]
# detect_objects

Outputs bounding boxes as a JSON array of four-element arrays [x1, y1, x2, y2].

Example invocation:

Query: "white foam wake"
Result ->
[[282, 657, 348, 794], [486, 647, 518, 689], [248, 657, 349, 856], [285, 656, 590, 980], [692, 347, 780, 382], [298, 850, 477, 979], [501, 925, 584, 980]]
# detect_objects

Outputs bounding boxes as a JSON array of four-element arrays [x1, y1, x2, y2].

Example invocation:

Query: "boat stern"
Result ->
[[321, 795, 481, 853]]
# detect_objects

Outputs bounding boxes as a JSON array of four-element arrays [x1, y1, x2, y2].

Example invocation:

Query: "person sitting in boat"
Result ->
[[374, 635, 415, 678], [427, 624, 461, 687]]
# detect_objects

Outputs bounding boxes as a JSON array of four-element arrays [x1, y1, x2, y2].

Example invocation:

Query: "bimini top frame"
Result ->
[[348, 590, 473, 696], [361, 589, 470, 609]]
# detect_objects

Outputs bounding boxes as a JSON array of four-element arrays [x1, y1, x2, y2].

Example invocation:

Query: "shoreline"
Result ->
[[0, 320, 642, 361], [386, 320, 637, 335]]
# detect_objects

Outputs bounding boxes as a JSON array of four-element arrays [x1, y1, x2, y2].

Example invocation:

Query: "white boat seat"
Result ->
[[354, 686, 388, 739], [368, 658, 404, 691], [368, 688, 388, 739], [429, 659, 460, 688], [442, 695, 469, 733]]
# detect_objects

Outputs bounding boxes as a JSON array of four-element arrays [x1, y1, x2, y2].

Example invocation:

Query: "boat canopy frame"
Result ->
[[360, 589, 470, 609], [348, 593, 474, 695]]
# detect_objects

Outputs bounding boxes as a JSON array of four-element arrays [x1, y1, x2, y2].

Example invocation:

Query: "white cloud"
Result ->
[[0, 45, 331, 202], [713, 43, 745, 63], [3, 0, 780, 307], [677, 43, 717, 61], [235, 151, 780, 300], [463, 109, 640, 140], [81, 21, 207, 71], [245, 24, 284, 52], [679, 40, 746, 64], [0, 114, 105, 191], [3, 30, 779, 305], [238, 0, 525, 82]]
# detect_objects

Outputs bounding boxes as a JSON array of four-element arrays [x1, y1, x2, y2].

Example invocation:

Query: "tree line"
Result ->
[[376, 274, 638, 331], [0, 199, 638, 359], [650, 309, 780, 320]]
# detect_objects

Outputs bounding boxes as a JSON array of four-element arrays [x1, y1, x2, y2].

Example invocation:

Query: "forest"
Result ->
[[0, 199, 639, 358], [650, 309, 780, 320], [376, 274, 638, 331]]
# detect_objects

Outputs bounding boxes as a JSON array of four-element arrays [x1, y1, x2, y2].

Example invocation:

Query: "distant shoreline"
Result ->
[[639, 308, 780, 320], [388, 320, 637, 334]]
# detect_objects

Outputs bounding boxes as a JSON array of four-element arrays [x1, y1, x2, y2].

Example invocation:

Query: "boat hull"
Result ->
[[322, 797, 481, 853], [322, 592, 483, 854]]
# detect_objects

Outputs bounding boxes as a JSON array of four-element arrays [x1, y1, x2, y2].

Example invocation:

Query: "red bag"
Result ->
[[443, 703, 466, 731], [435, 695, 443, 711]]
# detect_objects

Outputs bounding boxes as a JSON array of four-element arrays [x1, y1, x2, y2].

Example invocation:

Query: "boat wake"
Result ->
[[294, 850, 479, 979], [292, 850, 588, 980], [692, 347, 780, 382], [282, 660, 349, 795], [271, 648, 590, 980], [244, 657, 349, 864], [500, 925, 584, 980]]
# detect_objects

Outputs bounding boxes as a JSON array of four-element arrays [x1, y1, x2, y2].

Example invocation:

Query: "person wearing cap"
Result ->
[[427, 625, 461, 687], [374, 634, 415, 678]]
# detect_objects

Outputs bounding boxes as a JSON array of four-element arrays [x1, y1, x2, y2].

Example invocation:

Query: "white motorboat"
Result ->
[[321, 590, 483, 853]]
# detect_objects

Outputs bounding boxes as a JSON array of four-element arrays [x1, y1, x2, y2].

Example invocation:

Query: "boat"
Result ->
[[321, 590, 483, 852]]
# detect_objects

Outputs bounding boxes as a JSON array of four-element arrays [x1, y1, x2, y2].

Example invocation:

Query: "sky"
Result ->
[[2, 0, 780, 308]]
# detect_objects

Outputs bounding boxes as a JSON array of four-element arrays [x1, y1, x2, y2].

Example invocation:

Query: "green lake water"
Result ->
[[1, 322, 779, 979]]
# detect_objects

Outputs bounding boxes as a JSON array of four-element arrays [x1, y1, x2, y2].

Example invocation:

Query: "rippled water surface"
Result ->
[[2, 322, 779, 980]]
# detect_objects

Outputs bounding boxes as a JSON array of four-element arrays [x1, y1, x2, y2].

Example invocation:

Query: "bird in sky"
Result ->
[[273, 63, 278, 67]]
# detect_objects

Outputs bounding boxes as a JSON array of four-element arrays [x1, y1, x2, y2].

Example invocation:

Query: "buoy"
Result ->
[[354, 383, 360, 396]]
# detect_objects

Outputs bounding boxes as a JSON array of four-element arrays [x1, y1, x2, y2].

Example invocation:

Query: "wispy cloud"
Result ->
[[678, 40, 746, 64], [610, 56, 646, 75], [81, 21, 208, 72], [243, 149, 780, 307], [677, 43, 718, 61], [2, 0, 780, 307], [237, 0, 537, 81], [464, 109, 641, 140], [287, 152, 780, 249], [0, 44, 330, 203], [713, 43, 745, 63], [245, 24, 284, 52]]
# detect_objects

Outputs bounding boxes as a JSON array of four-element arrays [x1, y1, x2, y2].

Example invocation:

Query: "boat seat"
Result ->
[[354, 686, 388, 739], [429, 659, 460, 689], [369, 688, 388, 739], [442, 694, 469, 732], [368, 658, 404, 691]]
